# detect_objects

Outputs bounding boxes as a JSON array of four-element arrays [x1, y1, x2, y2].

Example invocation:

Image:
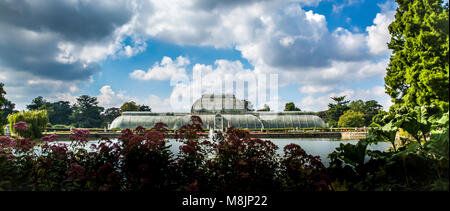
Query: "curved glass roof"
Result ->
[[109, 112, 326, 130], [109, 112, 191, 130], [257, 113, 327, 129], [191, 94, 246, 114]]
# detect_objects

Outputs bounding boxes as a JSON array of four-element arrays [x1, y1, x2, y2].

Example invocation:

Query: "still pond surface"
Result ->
[[50, 138, 391, 167]]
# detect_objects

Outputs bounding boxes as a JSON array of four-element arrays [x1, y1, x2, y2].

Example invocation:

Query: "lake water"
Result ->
[[49, 138, 391, 167], [269, 138, 391, 166]]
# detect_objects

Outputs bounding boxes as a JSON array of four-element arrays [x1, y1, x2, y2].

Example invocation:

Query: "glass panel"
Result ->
[[286, 115, 292, 128], [264, 119, 270, 129], [306, 115, 311, 128], [277, 116, 282, 128], [228, 114, 234, 128], [169, 116, 175, 129], [251, 116, 257, 129], [224, 98, 233, 110], [138, 116, 144, 128], [297, 116, 302, 128], [208, 115, 214, 127], [292, 116, 296, 128], [300, 115, 305, 128], [281, 116, 286, 128], [311, 116, 317, 127], [236, 115, 240, 128], [291, 115, 297, 128], [156, 116, 162, 128], [268, 119, 275, 129]]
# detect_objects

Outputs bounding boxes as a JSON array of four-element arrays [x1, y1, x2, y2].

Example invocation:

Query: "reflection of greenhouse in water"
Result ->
[[109, 94, 327, 130]]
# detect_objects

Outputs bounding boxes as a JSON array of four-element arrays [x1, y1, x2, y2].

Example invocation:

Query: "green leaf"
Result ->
[[434, 112, 449, 129], [426, 129, 449, 160]]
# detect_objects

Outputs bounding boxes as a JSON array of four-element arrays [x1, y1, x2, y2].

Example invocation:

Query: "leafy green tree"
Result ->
[[371, 110, 389, 126], [119, 101, 151, 114], [48, 101, 73, 125], [27, 97, 72, 125], [139, 105, 152, 112], [350, 100, 383, 126], [349, 100, 365, 113], [385, 0, 449, 112], [284, 102, 301, 111], [0, 83, 5, 108], [26, 96, 49, 110], [120, 101, 140, 113], [1, 99, 17, 121], [363, 100, 383, 125], [0, 83, 17, 135], [70, 95, 104, 128], [337, 110, 365, 128], [102, 107, 121, 127], [325, 96, 350, 127]]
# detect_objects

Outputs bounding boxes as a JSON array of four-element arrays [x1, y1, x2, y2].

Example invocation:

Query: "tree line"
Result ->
[[0, 88, 153, 130], [280, 98, 384, 128]]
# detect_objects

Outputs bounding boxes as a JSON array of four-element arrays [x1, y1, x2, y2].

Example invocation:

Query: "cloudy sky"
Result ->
[[0, 0, 406, 112]]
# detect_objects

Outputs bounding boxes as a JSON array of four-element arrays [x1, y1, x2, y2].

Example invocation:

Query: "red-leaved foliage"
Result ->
[[13, 121, 28, 131], [0, 116, 331, 191]]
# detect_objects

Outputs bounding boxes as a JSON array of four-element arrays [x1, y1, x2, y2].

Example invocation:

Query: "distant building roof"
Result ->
[[191, 94, 246, 114]]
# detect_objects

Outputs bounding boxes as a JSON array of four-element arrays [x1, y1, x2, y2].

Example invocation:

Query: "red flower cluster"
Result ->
[[41, 134, 58, 143], [91, 138, 120, 156], [179, 145, 196, 154], [13, 138, 35, 153], [0, 136, 13, 148], [13, 121, 28, 131], [282, 143, 330, 191], [69, 129, 90, 144], [0, 136, 14, 159], [153, 122, 169, 132], [283, 143, 326, 170], [134, 126, 146, 134], [49, 143, 68, 159], [175, 116, 204, 140]]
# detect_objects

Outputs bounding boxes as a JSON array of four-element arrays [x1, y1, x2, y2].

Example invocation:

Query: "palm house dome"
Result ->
[[191, 94, 246, 114]]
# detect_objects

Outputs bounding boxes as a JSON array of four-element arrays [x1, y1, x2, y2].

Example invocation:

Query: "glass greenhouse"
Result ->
[[109, 94, 327, 130]]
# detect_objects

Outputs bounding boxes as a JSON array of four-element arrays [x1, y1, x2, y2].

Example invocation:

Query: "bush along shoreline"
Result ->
[[0, 109, 448, 191]]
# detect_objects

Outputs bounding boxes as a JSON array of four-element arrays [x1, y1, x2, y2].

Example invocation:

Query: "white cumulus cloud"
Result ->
[[97, 85, 132, 108], [366, 8, 395, 55], [129, 56, 190, 81]]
